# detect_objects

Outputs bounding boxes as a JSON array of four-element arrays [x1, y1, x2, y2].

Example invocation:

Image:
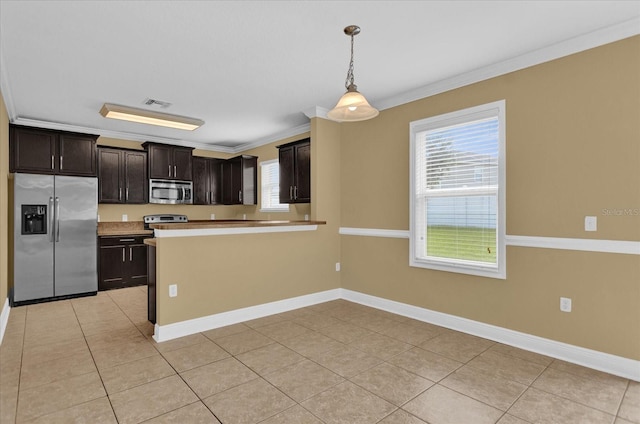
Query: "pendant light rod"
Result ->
[[344, 25, 361, 91]]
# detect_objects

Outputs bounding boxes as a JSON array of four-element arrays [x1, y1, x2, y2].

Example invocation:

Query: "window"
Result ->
[[410, 100, 506, 279], [260, 159, 289, 212]]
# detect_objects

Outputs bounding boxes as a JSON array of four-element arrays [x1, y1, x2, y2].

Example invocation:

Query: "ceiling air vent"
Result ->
[[143, 98, 172, 109]]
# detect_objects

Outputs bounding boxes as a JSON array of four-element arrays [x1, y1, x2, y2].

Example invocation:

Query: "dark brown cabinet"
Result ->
[[10, 125, 98, 176], [98, 148, 148, 204], [98, 235, 150, 291], [221, 155, 257, 205], [278, 138, 310, 203], [193, 157, 223, 205], [143, 142, 193, 180]]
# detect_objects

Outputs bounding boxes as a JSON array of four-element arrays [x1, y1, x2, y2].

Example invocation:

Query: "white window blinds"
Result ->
[[410, 100, 506, 279], [260, 160, 289, 212]]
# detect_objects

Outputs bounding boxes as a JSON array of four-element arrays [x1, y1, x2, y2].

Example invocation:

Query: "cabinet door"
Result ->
[[127, 244, 148, 285], [240, 156, 257, 205], [221, 159, 240, 204], [209, 159, 223, 205], [10, 126, 57, 174], [98, 148, 122, 203], [99, 245, 125, 291], [192, 157, 210, 205], [294, 142, 311, 202], [172, 148, 193, 180], [148, 145, 172, 179], [278, 145, 295, 203], [124, 151, 147, 203], [58, 133, 97, 176]]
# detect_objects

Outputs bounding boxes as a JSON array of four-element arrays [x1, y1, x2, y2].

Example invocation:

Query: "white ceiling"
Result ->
[[1, 1, 639, 152]]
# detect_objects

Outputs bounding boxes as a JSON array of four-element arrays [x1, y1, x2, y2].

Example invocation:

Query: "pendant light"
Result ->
[[327, 25, 379, 122]]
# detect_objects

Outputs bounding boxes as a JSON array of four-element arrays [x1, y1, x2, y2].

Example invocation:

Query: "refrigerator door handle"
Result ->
[[48, 197, 55, 242], [55, 197, 60, 242]]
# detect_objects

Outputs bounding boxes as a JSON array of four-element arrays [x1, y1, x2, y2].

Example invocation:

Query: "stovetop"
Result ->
[[143, 214, 188, 229]]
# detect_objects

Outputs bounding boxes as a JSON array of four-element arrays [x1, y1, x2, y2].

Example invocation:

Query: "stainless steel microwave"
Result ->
[[149, 179, 193, 204]]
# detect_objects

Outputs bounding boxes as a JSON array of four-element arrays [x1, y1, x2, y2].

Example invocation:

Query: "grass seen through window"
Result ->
[[426, 225, 496, 263]]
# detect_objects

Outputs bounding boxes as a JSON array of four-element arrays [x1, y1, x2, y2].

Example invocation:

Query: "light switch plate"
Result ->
[[560, 297, 572, 312], [169, 284, 178, 298], [585, 216, 597, 231]]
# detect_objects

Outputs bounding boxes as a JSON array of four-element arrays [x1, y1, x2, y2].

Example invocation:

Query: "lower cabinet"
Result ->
[[98, 235, 150, 291]]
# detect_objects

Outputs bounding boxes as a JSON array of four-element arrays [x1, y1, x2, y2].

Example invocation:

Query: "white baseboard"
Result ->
[[341, 289, 640, 382], [152, 287, 639, 382], [153, 289, 342, 343], [0, 298, 10, 345]]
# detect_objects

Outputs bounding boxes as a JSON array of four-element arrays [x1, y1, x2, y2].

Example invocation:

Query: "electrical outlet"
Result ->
[[122, 214, 128, 222], [560, 297, 572, 312], [243, 214, 247, 220], [210, 213, 215, 220], [305, 214, 309, 221], [335, 262, 341, 272], [585, 216, 597, 231], [169, 284, 178, 298]]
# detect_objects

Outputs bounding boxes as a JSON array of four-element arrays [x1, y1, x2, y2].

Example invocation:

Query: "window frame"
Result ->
[[409, 100, 506, 279], [259, 159, 290, 213]]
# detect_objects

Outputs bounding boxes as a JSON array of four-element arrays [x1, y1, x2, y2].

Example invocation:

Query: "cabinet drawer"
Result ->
[[99, 235, 148, 246]]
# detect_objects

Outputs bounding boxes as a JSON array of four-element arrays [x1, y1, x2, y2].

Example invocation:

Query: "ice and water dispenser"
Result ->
[[21, 205, 47, 235]]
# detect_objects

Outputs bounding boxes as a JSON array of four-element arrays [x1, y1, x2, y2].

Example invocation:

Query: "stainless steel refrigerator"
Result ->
[[13, 173, 98, 304]]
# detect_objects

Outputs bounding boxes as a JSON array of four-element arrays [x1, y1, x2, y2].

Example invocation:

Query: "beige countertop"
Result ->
[[97, 221, 153, 237]]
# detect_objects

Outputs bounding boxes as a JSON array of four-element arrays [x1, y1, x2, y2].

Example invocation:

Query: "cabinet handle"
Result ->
[[129, 247, 132, 261], [294, 185, 298, 200], [126, 187, 129, 201], [122, 248, 126, 262], [168, 165, 171, 177], [174, 165, 177, 178], [51, 155, 55, 170], [59, 156, 63, 170], [206, 191, 210, 204], [119, 187, 122, 201], [119, 238, 135, 242], [239, 190, 242, 203], [289, 186, 293, 200]]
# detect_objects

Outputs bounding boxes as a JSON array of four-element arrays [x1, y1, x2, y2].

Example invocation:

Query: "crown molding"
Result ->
[[303, 106, 329, 120], [0, 46, 17, 122], [375, 18, 640, 112], [10, 117, 239, 153], [228, 122, 311, 153]]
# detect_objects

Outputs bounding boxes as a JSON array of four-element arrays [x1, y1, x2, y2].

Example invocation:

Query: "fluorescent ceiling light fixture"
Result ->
[[327, 25, 379, 122], [99, 103, 204, 131]]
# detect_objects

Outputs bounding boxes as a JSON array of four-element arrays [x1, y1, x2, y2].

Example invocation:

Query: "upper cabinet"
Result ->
[[98, 148, 148, 204], [143, 142, 193, 180], [10, 125, 98, 176], [278, 138, 310, 203], [192, 157, 223, 205], [221, 155, 257, 205]]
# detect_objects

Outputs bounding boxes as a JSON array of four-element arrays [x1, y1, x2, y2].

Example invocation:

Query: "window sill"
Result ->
[[259, 208, 290, 213]]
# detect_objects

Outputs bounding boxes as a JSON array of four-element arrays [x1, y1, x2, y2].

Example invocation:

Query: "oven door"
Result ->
[[149, 180, 192, 204]]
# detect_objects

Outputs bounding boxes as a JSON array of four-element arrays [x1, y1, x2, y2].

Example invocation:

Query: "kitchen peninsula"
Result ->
[[145, 219, 334, 342]]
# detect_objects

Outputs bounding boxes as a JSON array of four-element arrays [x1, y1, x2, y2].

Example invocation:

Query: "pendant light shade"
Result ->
[[327, 84, 379, 122], [327, 25, 378, 122]]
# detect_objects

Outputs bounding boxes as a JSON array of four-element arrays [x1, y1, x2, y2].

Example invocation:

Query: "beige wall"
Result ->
[[339, 36, 640, 360], [155, 122, 341, 324], [0, 91, 9, 312]]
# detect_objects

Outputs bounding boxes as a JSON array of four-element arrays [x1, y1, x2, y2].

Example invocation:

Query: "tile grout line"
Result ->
[[69, 294, 122, 424]]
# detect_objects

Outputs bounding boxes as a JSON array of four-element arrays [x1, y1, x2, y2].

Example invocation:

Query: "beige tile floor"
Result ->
[[0, 286, 638, 424]]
